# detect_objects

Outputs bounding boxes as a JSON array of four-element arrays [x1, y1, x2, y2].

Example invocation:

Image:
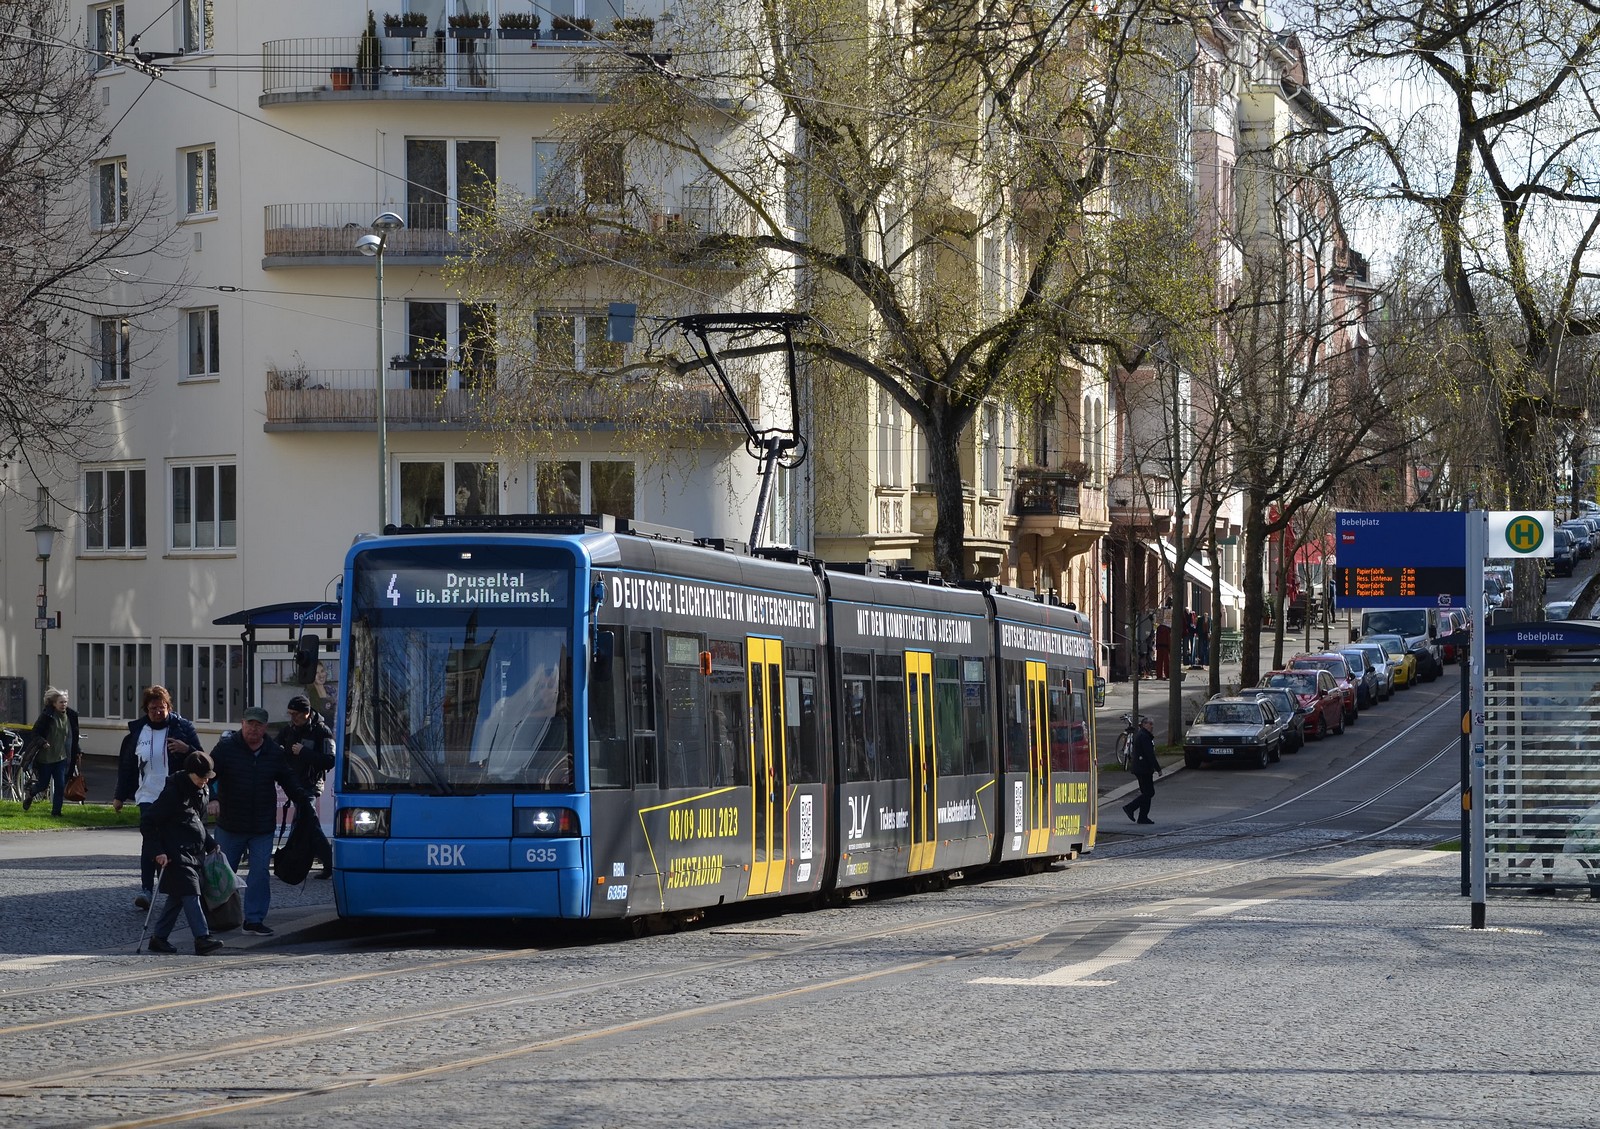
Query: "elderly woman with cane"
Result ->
[[139, 751, 225, 955]]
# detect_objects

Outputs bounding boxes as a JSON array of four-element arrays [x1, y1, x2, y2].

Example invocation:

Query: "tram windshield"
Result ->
[[341, 547, 576, 793]]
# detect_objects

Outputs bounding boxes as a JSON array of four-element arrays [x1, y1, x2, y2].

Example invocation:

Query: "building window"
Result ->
[[532, 459, 635, 518], [183, 145, 217, 216], [182, 0, 214, 53], [96, 316, 130, 383], [532, 141, 622, 207], [981, 402, 1000, 496], [83, 465, 146, 551], [399, 301, 494, 390], [90, 2, 125, 71], [397, 460, 498, 528], [163, 641, 244, 724], [95, 158, 128, 227], [530, 312, 622, 372], [876, 387, 905, 489], [407, 138, 496, 230], [171, 462, 236, 550], [76, 641, 151, 720], [185, 307, 219, 377]]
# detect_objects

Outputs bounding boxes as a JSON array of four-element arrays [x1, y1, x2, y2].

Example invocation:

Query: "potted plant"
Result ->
[[383, 11, 429, 37], [357, 9, 382, 89], [498, 11, 540, 38], [330, 65, 355, 90], [603, 16, 654, 41], [448, 11, 491, 37], [550, 15, 594, 40]]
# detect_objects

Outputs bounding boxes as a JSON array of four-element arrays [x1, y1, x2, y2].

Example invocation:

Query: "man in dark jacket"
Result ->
[[276, 694, 335, 877], [212, 706, 312, 936], [1122, 716, 1162, 825], [113, 686, 205, 910], [142, 751, 223, 955]]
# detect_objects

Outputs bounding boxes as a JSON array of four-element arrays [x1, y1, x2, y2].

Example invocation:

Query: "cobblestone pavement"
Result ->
[[3, 818, 1597, 1129]]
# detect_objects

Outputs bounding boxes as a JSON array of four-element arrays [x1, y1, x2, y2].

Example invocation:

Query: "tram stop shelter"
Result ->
[[213, 601, 341, 722], [1484, 620, 1600, 896]]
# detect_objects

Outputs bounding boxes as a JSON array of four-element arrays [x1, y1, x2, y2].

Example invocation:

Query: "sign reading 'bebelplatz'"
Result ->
[[1332, 511, 1467, 609]]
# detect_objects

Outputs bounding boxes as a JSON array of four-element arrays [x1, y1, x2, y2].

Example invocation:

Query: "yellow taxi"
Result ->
[[1364, 634, 1416, 689]]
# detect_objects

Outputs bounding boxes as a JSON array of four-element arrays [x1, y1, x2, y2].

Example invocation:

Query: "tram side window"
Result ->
[[663, 632, 708, 789], [934, 655, 963, 775], [841, 651, 875, 782], [1047, 668, 1072, 772], [588, 629, 629, 788], [707, 638, 747, 787], [785, 645, 820, 783], [629, 630, 657, 786], [1069, 686, 1089, 772], [875, 652, 907, 780], [1000, 659, 1028, 773], [962, 658, 990, 776]]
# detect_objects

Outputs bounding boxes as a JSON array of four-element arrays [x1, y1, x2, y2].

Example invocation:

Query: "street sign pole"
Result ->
[[1468, 510, 1487, 929]]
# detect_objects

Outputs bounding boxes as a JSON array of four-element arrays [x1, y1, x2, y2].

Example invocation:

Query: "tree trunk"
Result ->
[[924, 416, 967, 580], [1239, 489, 1271, 688]]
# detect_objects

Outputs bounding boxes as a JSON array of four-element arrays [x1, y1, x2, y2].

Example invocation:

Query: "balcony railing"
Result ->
[[262, 35, 606, 98], [263, 367, 746, 430], [1014, 469, 1083, 517], [1108, 473, 1175, 516], [264, 202, 456, 260]]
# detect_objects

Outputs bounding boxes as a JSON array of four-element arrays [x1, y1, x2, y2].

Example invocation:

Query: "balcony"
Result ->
[[262, 367, 746, 432], [261, 35, 610, 102], [264, 202, 456, 264], [1011, 469, 1111, 556], [1108, 473, 1176, 533], [1014, 469, 1082, 517]]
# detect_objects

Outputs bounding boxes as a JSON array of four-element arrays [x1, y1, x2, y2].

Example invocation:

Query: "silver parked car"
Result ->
[[1183, 696, 1284, 770], [1344, 642, 1394, 701]]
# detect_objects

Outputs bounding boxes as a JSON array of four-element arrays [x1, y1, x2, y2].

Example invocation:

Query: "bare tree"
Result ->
[[0, 2, 186, 497], [452, 0, 1220, 577]]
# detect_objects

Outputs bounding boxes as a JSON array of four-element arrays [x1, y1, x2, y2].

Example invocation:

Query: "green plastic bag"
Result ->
[[201, 848, 240, 909]]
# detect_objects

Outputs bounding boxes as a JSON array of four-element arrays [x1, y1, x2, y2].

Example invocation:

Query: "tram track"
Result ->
[[5, 790, 1461, 1128]]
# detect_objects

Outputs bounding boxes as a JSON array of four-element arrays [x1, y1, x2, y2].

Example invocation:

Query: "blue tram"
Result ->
[[331, 517, 1097, 920]]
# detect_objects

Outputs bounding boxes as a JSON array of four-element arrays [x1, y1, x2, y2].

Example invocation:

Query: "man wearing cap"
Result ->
[[277, 694, 336, 878], [142, 751, 224, 955], [211, 706, 313, 935]]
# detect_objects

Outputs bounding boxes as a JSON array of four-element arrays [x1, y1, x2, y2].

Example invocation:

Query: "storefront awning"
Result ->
[[1150, 539, 1245, 608]]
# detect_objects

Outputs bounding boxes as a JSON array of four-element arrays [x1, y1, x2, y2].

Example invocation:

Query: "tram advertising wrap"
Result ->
[[331, 521, 1097, 924]]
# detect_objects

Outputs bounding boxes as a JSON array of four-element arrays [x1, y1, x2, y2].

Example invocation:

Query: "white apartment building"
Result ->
[[0, 0, 784, 746]]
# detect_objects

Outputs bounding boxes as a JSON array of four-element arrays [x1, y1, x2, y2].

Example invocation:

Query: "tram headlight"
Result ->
[[337, 807, 390, 837], [514, 807, 581, 837]]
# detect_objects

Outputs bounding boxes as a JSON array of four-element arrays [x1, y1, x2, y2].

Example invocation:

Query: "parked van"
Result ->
[[1355, 608, 1444, 681]]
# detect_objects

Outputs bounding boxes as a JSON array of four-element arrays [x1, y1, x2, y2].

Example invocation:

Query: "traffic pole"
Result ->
[[1467, 509, 1487, 929]]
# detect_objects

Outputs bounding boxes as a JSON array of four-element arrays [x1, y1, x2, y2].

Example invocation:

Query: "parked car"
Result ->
[[1436, 607, 1471, 665], [1338, 645, 1384, 706], [1558, 521, 1594, 559], [1260, 668, 1345, 738], [1346, 641, 1395, 700], [1289, 653, 1360, 722], [1364, 633, 1416, 689], [1550, 527, 1577, 577], [1239, 686, 1305, 753], [1483, 575, 1507, 609], [1183, 696, 1283, 770], [1545, 600, 1577, 621]]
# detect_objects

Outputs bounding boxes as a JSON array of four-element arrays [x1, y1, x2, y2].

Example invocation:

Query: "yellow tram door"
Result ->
[[746, 637, 788, 896], [905, 650, 938, 872], [1026, 660, 1051, 854]]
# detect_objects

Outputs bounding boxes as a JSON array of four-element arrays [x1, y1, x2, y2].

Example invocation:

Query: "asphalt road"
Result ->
[[3, 674, 1595, 1129]]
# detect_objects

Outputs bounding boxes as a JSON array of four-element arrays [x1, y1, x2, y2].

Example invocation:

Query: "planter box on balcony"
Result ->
[[551, 28, 590, 40], [497, 27, 540, 38], [384, 25, 427, 37], [449, 26, 491, 38]]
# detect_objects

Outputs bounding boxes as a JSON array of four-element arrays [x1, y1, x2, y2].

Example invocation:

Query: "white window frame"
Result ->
[[95, 158, 128, 227], [182, 0, 214, 54], [532, 140, 623, 208], [95, 316, 130, 383], [163, 640, 244, 724], [531, 310, 624, 372], [529, 457, 637, 517], [182, 145, 217, 217], [184, 307, 220, 378], [876, 387, 905, 490], [169, 460, 236, 551], [394, 459, 500, 527], [75, 640, 152, 721], [90, 2, 125, 72], [82, 463, 146, 552]]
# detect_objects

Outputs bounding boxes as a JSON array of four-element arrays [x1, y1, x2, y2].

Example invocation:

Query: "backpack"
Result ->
[[272, 814, 317, 885]]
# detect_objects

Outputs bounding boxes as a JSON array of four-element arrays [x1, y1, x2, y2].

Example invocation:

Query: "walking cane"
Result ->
[[135, 865, 165, 954]]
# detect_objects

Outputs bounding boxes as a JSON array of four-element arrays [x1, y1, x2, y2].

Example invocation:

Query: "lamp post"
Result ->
[[27, 521, 60, 697], [357, 210, 406, 531]]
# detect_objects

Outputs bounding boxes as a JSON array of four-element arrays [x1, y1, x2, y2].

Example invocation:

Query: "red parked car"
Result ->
[[1289, 653, 1359, 722], [1260, 668, 1345, 739]]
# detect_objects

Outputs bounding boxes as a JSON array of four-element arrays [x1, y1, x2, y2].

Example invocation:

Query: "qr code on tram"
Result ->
[[799, 794, 814, 860]]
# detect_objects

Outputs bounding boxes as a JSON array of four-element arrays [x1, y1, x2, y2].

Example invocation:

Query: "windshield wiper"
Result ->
[[373, 696, 455, 796]]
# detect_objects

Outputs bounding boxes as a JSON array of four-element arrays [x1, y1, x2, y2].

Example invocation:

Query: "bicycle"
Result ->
[[1113, 713, 1137, 771], [2, 729, 33, 804]]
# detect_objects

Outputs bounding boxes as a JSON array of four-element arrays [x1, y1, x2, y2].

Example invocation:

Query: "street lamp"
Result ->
[[357, 210, 405, 530], [27, 521, 60, 697]]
